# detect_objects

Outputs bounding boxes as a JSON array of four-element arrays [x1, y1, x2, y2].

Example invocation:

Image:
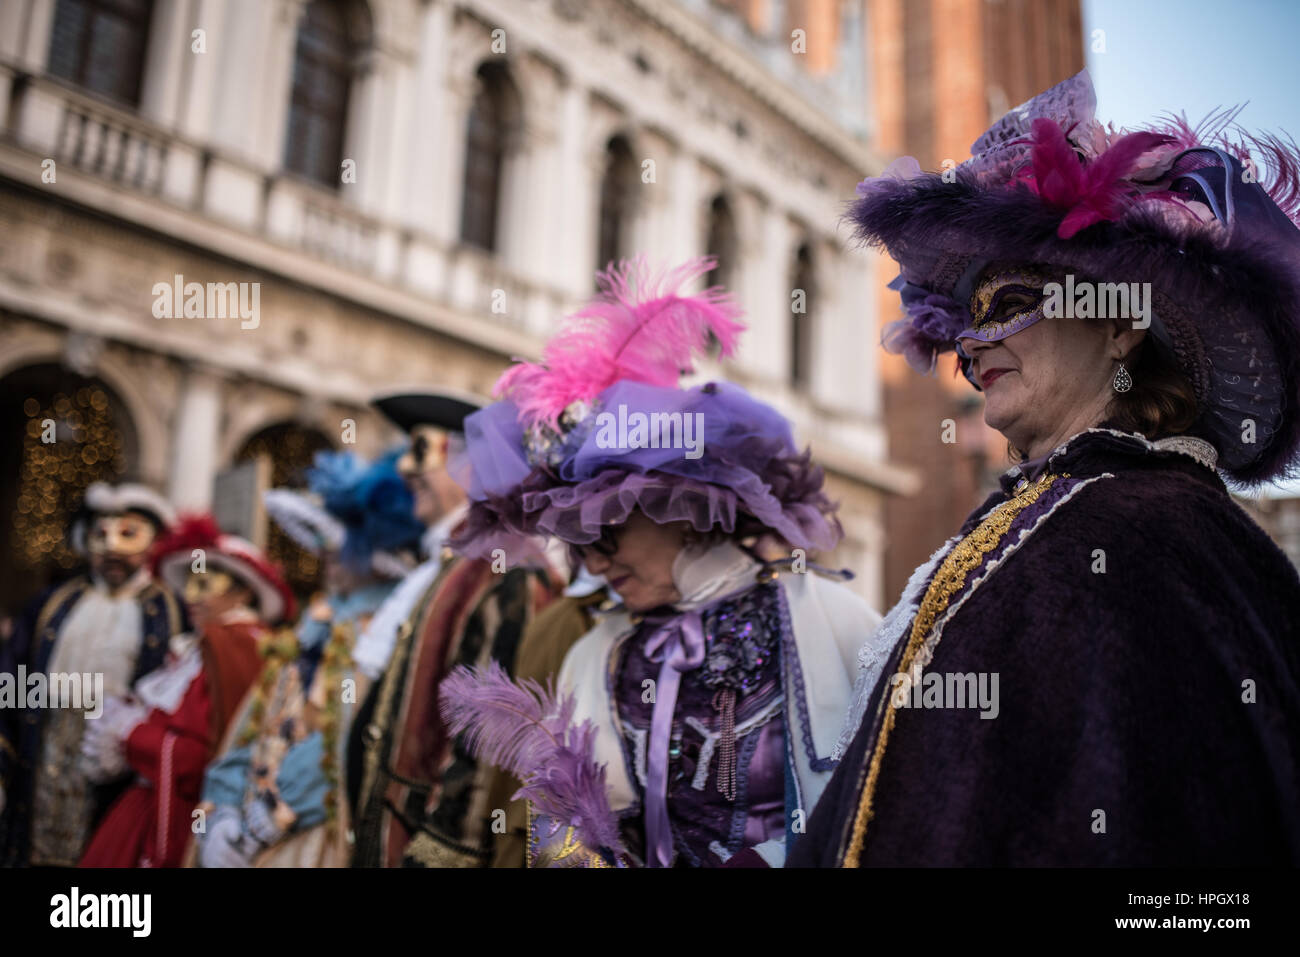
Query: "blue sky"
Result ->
[[1085, 0, 1300, 495], [1084, 0, 1300, 143]]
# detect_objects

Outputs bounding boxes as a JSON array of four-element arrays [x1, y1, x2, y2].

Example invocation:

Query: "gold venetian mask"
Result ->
[[87, 513, 157, 556], [960, 265, 1060, 343], [183, 569, 240, 604], [398, 425, 449, 477]]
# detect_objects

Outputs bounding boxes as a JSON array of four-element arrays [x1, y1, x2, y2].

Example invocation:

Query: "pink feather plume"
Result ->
[[494, 256, 746, 430], [439, 661, 626, 856], [1022, 117, 1172, 238]]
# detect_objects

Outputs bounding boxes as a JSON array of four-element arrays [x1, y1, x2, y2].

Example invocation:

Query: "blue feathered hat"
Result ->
[[264, 447, 424, 578]]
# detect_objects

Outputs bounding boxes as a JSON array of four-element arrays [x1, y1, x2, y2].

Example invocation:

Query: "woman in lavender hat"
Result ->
[[792, 70, 1300, 866], [439, 257, 880, 867]]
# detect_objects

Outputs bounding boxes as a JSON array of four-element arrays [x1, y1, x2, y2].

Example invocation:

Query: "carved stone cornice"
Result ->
[[615, 0, 880, 174]]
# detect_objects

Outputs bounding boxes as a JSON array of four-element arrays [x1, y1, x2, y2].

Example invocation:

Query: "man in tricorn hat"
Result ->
[[349, 390, 561, 867], [348, 390, 485, 703], [0, 482, 184, 866]]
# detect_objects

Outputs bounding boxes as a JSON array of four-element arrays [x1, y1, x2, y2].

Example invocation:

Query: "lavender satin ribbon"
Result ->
[[642, 610, 706, 867]]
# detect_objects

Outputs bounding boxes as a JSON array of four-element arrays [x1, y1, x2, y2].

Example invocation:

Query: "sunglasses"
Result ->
[[574, 524, 623, 560]]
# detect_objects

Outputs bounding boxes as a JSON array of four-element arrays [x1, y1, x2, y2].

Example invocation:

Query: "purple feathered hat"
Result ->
[[854, 69, 1300, 485], [449, 257, 842, 560]]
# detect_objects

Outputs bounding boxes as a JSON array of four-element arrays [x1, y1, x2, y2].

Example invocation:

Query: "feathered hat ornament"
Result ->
[[440, 661, 625, 862], [850, 68, 1300, 485], [495, 255, 744, 437], [305, 448, 424, 574], [264, 448, 424, 578], [449, 256, 842, 560]]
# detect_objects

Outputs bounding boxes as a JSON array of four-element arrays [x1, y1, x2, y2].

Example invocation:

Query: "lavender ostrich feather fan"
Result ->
[[439, 661, 625, 856]]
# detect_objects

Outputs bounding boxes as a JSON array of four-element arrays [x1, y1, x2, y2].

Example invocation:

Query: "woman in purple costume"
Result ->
[[445, 257, 880, 867]]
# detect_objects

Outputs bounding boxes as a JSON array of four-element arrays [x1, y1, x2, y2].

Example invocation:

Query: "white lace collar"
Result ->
[[1002, 428, 1221, 486], [670, 541, 760, 610]]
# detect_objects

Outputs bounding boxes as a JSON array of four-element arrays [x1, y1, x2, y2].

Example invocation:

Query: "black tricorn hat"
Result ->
[[372, 389, 485, 434]]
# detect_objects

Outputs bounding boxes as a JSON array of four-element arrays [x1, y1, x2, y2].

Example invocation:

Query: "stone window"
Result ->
[[790, 241, 816, 389], [596, 134, 637, 273], [47, 0, 154, 106], [284, 0, 372, 189], [705, 193, 738, 291], [460, 61, 521, 253]]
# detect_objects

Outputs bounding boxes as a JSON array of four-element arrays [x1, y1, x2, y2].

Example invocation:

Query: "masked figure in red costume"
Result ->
[[79, 515, 294, 868], [1, 482, 181, 867]]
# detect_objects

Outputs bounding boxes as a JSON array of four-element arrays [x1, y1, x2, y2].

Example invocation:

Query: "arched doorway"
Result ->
[[0, 363, 139, 616], [235, 422, 335, 603]]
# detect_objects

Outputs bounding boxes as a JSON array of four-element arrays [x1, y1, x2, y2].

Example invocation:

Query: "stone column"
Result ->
[[343, 50, 385, 210], [401, 0, 453, 237], [242, 0, 304, 172], [730, 186, 765, 332], [437, 11, 497, 246], [629, 129, 674, 264], [17, 0, 56, 71], [437, 78, 475, 248], [572, 137, 609, 294], [555, 79, 594, 296], [502, 55, 561, 284], [167, 368, 223, 510], [817, 243, 879, 417], [500, 124, 540, 281], [668, 151, 702, 265], [749, 205, 795, 383], [139, 0, 191, 127]]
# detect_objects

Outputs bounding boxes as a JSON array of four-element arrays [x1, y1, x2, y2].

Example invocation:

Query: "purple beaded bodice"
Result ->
[[613, 581, 787, 866]]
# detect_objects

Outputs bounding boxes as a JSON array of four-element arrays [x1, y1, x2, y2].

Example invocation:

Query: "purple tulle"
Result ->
[[855, 155, 924, 199], [450, 379, 842, 559], [881, 289, 970, 374]]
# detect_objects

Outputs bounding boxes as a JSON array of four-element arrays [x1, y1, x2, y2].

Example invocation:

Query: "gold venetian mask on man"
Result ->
[[397, 425, 449, 478], [87, 511, 159, 590], [87, 512, 157, 557]]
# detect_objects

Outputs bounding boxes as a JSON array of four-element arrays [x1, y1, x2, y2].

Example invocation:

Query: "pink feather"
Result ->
[[1221, 127, 1300, 225], [494, 256, 746, 430], [439, 661, 626, 855], [1133, 110, 1300, 227], [1023, 117, 1172, 238], [1146, 106, 1245, 152]]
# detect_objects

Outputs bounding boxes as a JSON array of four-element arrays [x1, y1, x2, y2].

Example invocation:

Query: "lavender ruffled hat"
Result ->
[[856, 69, 1300, 486], [449, 257, 842, 560]]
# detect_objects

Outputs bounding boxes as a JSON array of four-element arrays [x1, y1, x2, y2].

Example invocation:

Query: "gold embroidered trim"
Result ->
[[33, 578, 87, 641], [840, 472, 1062, 867], [146, 582, 184, 637], [525, 800, 536, 869], [317, 620, 354, 830], [525, 802, 613, 869], [403, 830, 486, 868], [358, 571, 444, 815]]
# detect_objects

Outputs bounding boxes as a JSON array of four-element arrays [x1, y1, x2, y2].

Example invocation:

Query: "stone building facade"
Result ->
[[0, 0, 909, 613]]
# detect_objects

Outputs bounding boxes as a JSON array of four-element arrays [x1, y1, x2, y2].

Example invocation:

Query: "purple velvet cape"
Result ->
[[788, 429, 1300, 866]]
